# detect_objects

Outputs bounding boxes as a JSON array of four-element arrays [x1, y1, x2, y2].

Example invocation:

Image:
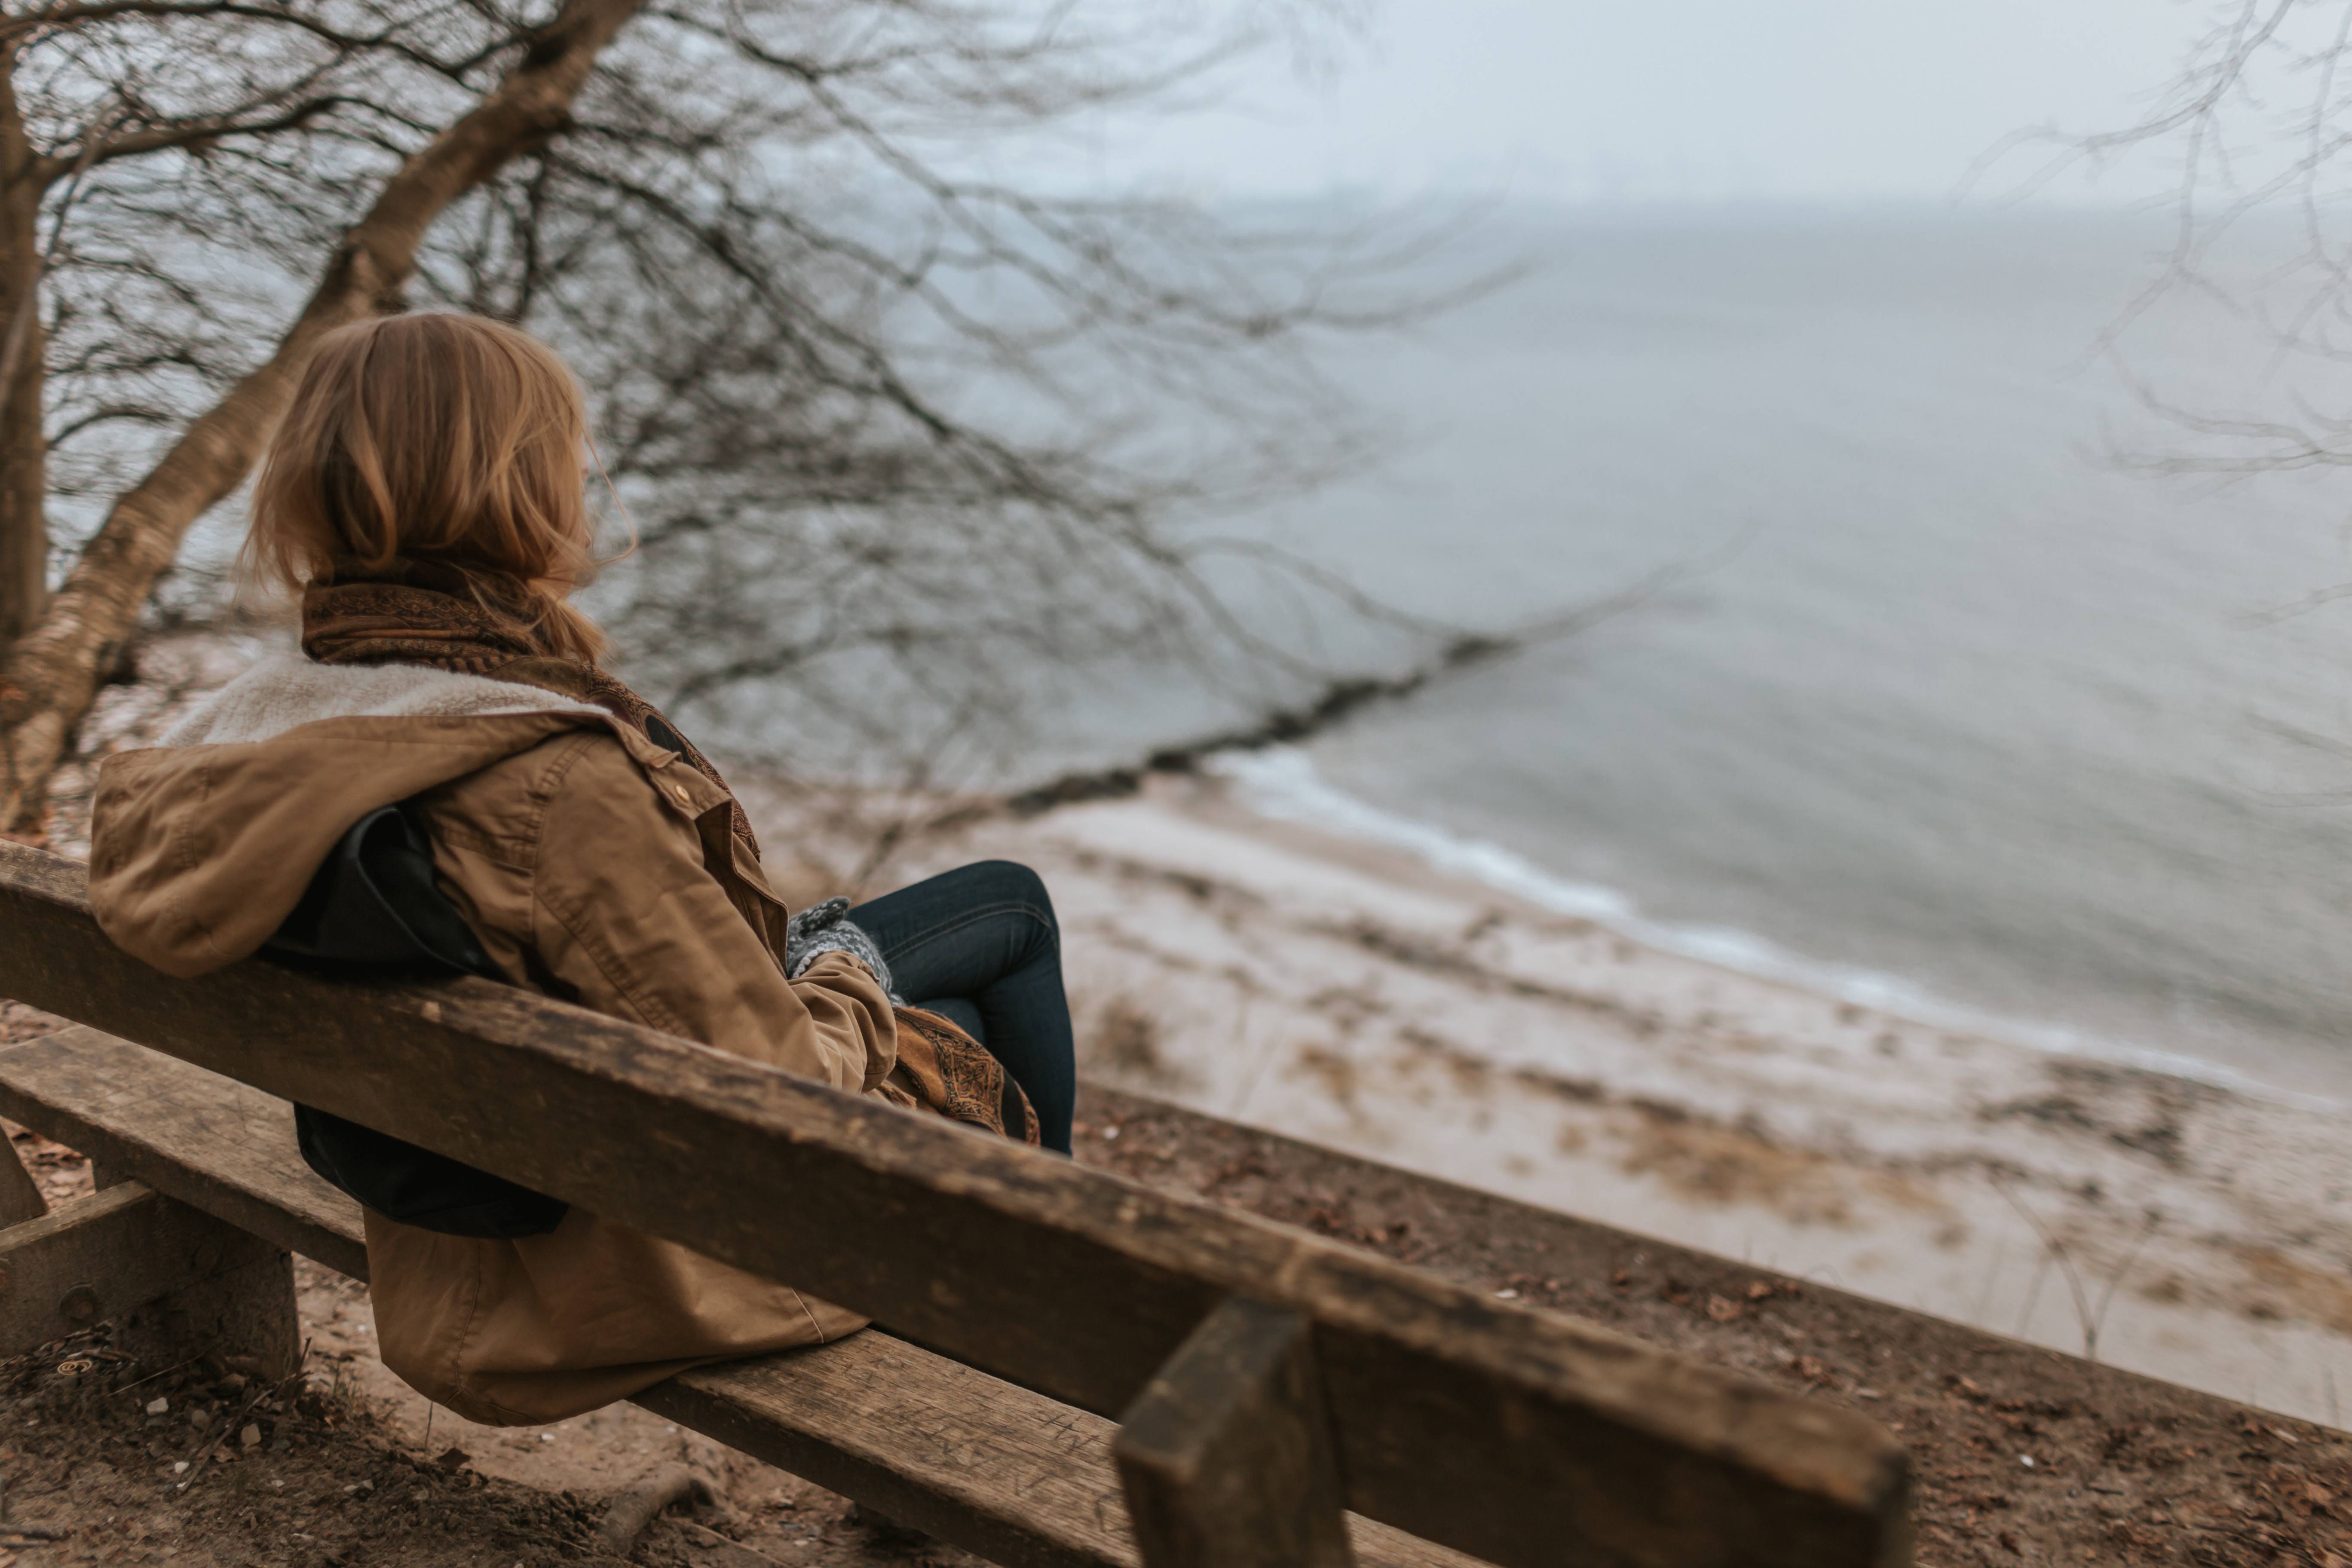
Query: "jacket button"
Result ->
[[671, 784, 690, 802]]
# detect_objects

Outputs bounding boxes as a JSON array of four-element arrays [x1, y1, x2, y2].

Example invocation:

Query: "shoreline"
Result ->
[[1205, 745, 2352, 1118], [798, 763, 2352, 1427]]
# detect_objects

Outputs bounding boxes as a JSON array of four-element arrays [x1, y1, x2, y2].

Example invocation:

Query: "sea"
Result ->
[[1014, 201, 2352, 1108], [145, 202, 2352, 1098]]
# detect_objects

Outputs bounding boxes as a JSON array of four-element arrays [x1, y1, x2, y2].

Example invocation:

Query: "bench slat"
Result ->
[[0, 1029, 1476, 1568], [0, 1026, 370, 1280], [0, 845, 1910, 1568]]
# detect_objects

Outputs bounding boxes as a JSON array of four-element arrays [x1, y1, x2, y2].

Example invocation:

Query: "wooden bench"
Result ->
[[0, 841, 1914, 1568]]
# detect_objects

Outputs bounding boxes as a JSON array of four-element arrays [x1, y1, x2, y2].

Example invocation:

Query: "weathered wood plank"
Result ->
[[0, 1136, 44, 1225], [0, 1182, 156, 1352], [0, 845, 1911, 1568], [0, 1031, 1480, 1568], [1115, 1297, 1355, 1568], [0, 1028, 368, 1280], [643, 1332, 1134, 1568], [115, 1243, 302, 1382], [647, 1332, 1482, 1568], [0, 1179, 295, 1373]]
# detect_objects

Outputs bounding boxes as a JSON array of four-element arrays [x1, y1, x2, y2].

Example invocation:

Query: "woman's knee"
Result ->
[[962, 860, 1057, 936]]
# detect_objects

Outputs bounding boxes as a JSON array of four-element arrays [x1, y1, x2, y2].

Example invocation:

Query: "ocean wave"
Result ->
[[1206, 746, 2348, 1115]]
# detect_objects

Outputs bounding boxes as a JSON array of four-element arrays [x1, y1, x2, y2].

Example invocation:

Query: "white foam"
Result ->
[[1206, 746, 2349, 1115]]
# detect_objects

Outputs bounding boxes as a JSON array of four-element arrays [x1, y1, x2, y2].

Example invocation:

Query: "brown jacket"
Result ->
[[87, 653, 892, 1424]]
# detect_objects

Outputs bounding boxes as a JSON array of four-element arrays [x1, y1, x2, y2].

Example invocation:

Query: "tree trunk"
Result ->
[[0, 54, 46, 655], [0, 0, 646, 832]]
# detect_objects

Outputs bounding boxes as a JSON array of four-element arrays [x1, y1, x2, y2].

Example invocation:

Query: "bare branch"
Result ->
[[0, 0, 648, 825]]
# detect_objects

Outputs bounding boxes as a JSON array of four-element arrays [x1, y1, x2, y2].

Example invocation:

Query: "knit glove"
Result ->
[[784, 896, 903, 1003]]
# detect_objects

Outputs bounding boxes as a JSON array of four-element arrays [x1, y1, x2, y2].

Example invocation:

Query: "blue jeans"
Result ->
[[850, 861, 1076, 1154]]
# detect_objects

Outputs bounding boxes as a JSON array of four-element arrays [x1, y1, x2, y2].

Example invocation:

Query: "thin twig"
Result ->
[[1994, 1176, 2102, 1361]]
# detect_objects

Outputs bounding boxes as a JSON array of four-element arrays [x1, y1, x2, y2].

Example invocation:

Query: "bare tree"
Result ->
[[1985, 1, 2352, 475], [0, 0, 541, 649], [0, 0, 649, 827], [0, 0, 1446, 831]]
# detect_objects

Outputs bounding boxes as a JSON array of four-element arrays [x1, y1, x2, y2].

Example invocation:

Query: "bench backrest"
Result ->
[[0, 842, 1910, 1568]]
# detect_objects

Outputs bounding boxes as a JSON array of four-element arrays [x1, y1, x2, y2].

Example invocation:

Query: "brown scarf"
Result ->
[[885, 1008, 1041, 1145], [300, 560, 1038, 1148], [300, 559, 759, 857]]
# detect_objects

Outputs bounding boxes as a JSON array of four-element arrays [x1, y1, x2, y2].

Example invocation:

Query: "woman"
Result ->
[[84, 311, 1077, 1426]]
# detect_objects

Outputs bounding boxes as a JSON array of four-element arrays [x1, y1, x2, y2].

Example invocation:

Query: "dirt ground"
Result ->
[[1072, 1087, 2352, 1568], [0, 1329, 968, 1568], [3, 1054, 2349, 1566]]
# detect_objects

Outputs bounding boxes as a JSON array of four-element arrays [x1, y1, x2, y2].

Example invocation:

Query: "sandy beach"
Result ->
[[737, 763, 2352, 1429]]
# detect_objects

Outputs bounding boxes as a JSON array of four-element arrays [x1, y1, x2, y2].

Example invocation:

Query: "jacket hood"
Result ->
[[90, 651, 624, 977]]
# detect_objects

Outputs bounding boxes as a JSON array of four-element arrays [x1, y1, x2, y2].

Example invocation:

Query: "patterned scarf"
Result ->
[[885, 1008, 1041, 1145], [300, 558, 759, 857]]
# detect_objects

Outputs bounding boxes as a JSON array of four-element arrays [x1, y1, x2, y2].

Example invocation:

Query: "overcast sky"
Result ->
[[1056, 0, 2204, 203]]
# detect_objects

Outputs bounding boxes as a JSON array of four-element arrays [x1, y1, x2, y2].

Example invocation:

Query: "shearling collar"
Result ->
[[88, 649, 700, 978], [159, 650, 609, 747]]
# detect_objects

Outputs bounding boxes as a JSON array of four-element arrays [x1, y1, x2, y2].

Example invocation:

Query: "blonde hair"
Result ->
[[246, 312, 607, 662]]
